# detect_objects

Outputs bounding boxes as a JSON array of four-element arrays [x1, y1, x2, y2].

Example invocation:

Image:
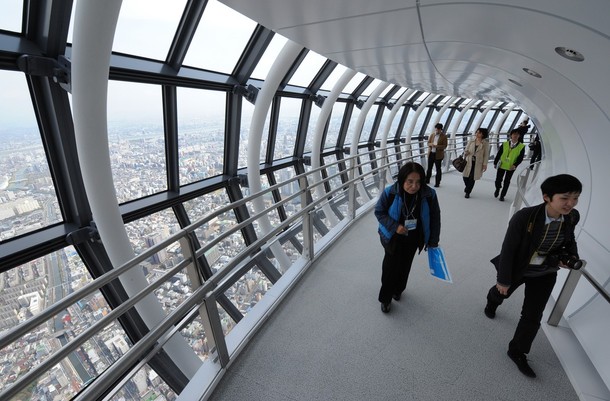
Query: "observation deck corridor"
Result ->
[[207, 171, 579, 401]]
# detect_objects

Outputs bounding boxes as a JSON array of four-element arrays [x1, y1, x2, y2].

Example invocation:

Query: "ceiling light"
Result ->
[[523, 68, 542, 78], [555, 47, 585, 62], [508, 79, 523, 87]]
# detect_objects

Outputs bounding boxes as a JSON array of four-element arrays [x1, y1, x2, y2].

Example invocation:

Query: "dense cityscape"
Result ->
[[0, 117, 315, 401]]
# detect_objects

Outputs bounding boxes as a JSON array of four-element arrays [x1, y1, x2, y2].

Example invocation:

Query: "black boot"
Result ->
[[484, 303, 497, 319]]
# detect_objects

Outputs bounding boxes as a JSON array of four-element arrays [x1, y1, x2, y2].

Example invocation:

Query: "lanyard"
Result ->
[[539, 220, 563, 252], [403, 193, 418, 219]]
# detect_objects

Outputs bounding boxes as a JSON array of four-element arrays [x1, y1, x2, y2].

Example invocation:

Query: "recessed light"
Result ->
[[523, 68, 542, 78], [555, 47, 585, 62], [508, 79, 523, 87]]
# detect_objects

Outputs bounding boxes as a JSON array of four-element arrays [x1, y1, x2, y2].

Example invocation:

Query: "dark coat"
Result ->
[[375, 182, 441, 252], [492, 203, 579, 286]]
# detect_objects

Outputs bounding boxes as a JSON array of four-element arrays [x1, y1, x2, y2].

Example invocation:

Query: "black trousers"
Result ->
[[487, 272, 557, 354], [378, 233, 419, 304], [495, 168, 516, 198], [463, 162, 476, 194], [426, 155, 443, 185]]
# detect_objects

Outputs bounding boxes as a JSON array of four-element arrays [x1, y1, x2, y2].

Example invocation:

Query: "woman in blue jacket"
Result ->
[[375, 162, 441, 313]]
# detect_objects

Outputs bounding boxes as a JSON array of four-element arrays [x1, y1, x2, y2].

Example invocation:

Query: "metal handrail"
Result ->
[[0, 144, 417, 400], [548, 264, 610, 327]]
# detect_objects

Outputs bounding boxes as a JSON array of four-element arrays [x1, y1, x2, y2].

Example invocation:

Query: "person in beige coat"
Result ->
[[462, 128, 490, 198]]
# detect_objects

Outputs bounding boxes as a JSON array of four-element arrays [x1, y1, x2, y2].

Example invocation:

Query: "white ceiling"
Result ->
[[219, 0, 610, 108]]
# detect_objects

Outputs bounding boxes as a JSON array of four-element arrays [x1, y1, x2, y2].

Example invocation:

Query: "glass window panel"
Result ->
[[0, 0, 22, 32], [223, 265, 272, 318], [391, 87, 409, 100], [439, 109, 451, 128], [245, 174, 280, 236], [500, 110, 519, 133], [0, 247, 135, 400], [183, 189, 247, 274], [272, 167, 301, 218], [304, 102, 322, 154], [177, 88, 226, 185], [0, 71, 63, 242], [414, 91, 430, 103], [412, 109, 429, 138], [260, 117, 271, 163], [455, 109, 475, 135], [398, 107, 416, 139], [124, 209, 186, 315], [323, 102, 346, 149], [238, 100, 255, 169], [360, 107, 377, 143], [319, 64, 347, 92], [479, 110, 495, 130], [377, 106, 403, 143], [287, 50, 326, 88], [274, 97, 301, 159], [360, 79, 383, 97], [323, 155, 344, 194], [112, 0, 187, 60], [250, 33, 288, 80], [181, 315, 212, 362], [378, 84, 394, 99], [216, 303, 236, 336], [344, 106, 361, 146], [183, 0, 257, 73], [107, 364, 177, 400], [427, 109, 440, 135], [105, 81, 166, 204], [342, 72, 367, 94]]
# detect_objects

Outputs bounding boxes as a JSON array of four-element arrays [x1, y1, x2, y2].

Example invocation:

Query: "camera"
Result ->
[[545, 248, 584, 270]]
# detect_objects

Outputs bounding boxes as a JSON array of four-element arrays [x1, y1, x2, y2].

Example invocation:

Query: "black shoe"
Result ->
[[507, 351, 537, 378], [434, 184, 440, 188], [465, 193, 470, 198], [393, 293, 401, 301], [494, 188, 500, 198], [484, 305, 496, 319], [381, 303, 391, 313], [499, 196, 505, 201]]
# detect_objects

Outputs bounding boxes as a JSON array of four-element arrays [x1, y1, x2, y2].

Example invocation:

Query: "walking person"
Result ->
[[426, 123, 448, 187], [529, 134, 541, 169], [494, 129, 526, 201], [484, 174, 582, 378], [462, 128, 490, 198], [375, 162, 441, 313]]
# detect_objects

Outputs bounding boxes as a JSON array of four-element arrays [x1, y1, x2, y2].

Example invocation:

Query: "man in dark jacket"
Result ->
[[484, 174, 582, 378]]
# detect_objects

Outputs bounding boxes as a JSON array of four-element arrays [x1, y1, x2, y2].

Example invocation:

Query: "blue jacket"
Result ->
[[375, 182, 441, 252]]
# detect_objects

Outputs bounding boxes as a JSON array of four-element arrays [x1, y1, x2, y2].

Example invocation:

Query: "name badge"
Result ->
[[405, 219, 417, 231], [530, 252, 545, 265]]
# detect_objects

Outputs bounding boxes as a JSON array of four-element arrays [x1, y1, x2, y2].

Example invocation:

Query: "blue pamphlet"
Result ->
[[427, 246, 452, 283]]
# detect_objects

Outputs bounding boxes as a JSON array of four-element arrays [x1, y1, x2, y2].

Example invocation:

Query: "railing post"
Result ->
[[299, 176, 314, 260], [347, 182, 356, 220], [548, 268, 582, 326], [203, 296, 230, 367], [178, 237, 231, 370]]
